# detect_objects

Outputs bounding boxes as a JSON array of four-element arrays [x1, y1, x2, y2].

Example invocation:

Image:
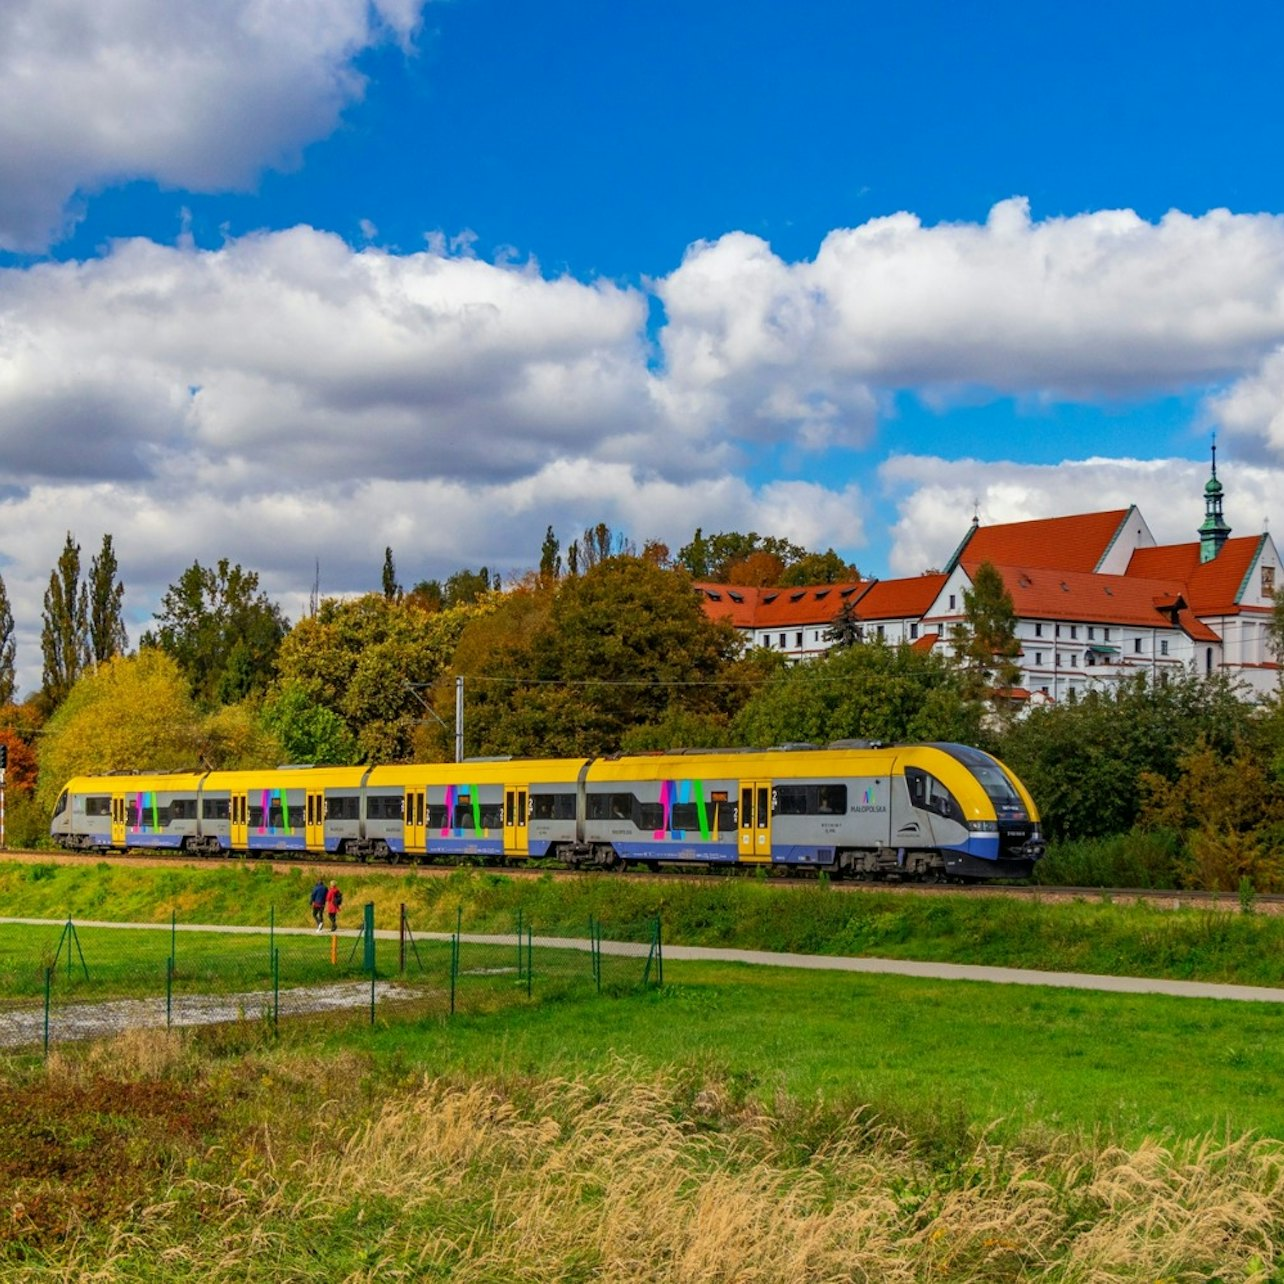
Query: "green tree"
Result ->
[[732, 640, 984, 748], [1269, 587, 1284, 677], [0, 571, 14, 706], [539, 526, 562, 584], [676, 530, 806, 581], [261, 682, 359, 764], [40, 532, 89, 708], [997, 671, 1260, 841], [141, 559, 288, 707], [778, 549, 861, 586], [36, 651, 201, 811], [381, 547, 400, 601], [443, 567, 494, 608], [823, 599, 863, 649], [953, 562, 1022, 697], [88, 533, 128, 665], [275, 593, 490, 761]]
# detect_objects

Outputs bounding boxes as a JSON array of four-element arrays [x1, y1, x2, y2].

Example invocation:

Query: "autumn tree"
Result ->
[[40, 532, 90, 708], [732, 639, 984, 748], [953, 562, 1022, 698], [1270, 587, 1284, 679], [0, 571, 14, 706], [676, 529, 807, 582], [142, 559, 288, 707], [88, 533, 128, 665], [35, 651, 202, 811], [435, 558, 743, 758], [260, 682, 359, 765]]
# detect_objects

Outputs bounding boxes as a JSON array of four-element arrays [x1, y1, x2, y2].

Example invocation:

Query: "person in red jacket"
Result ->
[[324, 881, 343, 932]]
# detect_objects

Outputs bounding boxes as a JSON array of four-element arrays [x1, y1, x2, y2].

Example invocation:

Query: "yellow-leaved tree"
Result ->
[[36, 650, 203, 812]]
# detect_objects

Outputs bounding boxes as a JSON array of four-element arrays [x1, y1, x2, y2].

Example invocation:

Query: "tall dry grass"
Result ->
[[8, 1059, 1284, 1281]]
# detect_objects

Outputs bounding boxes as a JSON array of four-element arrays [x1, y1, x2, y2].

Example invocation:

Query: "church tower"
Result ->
[[1198, 438, 1232, 563]]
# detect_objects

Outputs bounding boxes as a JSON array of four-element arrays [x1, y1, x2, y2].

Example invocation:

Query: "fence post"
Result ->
[[170, 909, 176, 973], [272, 947, 279, 1033], [362, 902, 375, 974], [269, 905, 275, 970], [516, 908, 524, 978], [399, 903, 406, 975], [591, 916, 601, 993], [526, 925, 533, 998], [166, 956, 174, 1029], [643, 915, 663, 989], [43, 966, 51, 1057], [370, 967, 376, 1027]]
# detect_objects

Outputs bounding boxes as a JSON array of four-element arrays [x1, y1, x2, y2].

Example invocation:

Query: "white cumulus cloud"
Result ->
[[0, 0, 428, 250]]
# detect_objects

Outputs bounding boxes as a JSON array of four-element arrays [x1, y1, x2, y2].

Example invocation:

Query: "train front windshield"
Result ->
[[968, 764, 1027, 819]]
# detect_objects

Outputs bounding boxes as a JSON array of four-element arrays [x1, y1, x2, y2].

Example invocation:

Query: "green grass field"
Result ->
[[7, 860, 1284, 1279]]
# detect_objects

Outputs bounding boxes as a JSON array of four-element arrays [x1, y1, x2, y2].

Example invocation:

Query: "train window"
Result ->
[[968, 764, 1025, 817], [480, 804, 503, 830], [904, 768, 964, 824], [367, 795, 403, 821], [327, 796, 360, 821], [756, 787, 770, 828], [587, 792, 636, 822], [715, 801, 737, 831], [671, 802, 699, 829], [170, 798, 196, 821], [416, 794, 425, 826], [54, 791, 69, 817], [428, 804, 449, 828], [248, 805, 264, 827], [85, 796, 111, 817], [203, 798, 230, 821], [638, 803, 664, 830], [774, 786, 808, 816], [816, 785, 846, 814], [530, 793, 575, 820], [453, 801, 477, 828]]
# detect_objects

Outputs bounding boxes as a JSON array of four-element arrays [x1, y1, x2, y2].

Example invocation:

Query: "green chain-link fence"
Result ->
[[0, 905, 664, 1054]]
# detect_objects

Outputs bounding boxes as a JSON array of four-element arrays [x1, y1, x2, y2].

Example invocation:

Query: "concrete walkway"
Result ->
[[6, 916, 1284, 1004]]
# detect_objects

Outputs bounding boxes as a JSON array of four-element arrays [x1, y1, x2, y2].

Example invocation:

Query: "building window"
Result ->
[[814, 631, 821, 642], [1035, 652, 1043, 665], [1055, 652, 1062, 665], [876, 624, 885, 639], [948, 594, 956, 610], [1134, 638, 1142, 653], [1070, 654, 1078, 667], [779, 633, 787, 648], [1034, 622, 1043, 638], [909, 622, 918, 639], [795, 631, 802, 647], [1070, 625, 1078, 639], [1265, 566, 1276, 594], [1088, 627, 1095, 641], [1103, 628, 1110, 642], [1160, 639, 1169, 657], [1055, 624, 1061, 638]]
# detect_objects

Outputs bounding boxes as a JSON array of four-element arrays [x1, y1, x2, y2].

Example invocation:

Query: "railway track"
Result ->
[[2, 848, 1276, 913]]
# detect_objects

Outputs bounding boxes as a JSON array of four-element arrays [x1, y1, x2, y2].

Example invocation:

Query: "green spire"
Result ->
[[1199, 437, 1231, 563]]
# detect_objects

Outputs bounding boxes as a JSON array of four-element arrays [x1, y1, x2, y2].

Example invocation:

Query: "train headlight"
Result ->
[[967, 820, 999, 832]]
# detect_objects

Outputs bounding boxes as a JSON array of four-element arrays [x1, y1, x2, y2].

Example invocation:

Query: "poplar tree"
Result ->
[[88, 533, 128, 664], [538, 526, 561, 584], [0, 571, 14, 706], [381, 547, 400, 601], [41, 532, 90, 707]]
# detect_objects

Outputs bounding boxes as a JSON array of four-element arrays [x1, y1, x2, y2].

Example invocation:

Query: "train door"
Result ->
[[306, 790, 326, 852], [111, 794, 126, 847], [404, 787, 426, 856], [738, 780, 773, 863], [230, 792, 248, 850], [504, 785, 529, 859]]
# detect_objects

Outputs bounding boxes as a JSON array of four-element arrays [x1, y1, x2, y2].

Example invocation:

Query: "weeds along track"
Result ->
[[4, 848, 1279, 914]]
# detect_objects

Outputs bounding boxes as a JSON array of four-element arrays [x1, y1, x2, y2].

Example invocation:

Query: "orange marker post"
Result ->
[[330, 931, 338, 966]]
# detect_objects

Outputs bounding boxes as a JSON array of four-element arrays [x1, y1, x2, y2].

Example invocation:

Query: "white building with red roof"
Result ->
[[696, 451, 1281, 700]]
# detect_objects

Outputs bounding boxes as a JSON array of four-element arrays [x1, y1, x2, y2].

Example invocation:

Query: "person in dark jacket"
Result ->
[[325, 881, 343, 932], [310, 878, 327, 931]]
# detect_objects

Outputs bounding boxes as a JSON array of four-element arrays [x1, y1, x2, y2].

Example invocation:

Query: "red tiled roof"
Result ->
[[979, 564, 1189, 628], [910, 632, 940, 652], [1125, 536, 1264, 613], [955, 509, 1132, 573], [1176, 609, 1222, 643], [857, 574, 948, 621], [694, 581, 872, 629]]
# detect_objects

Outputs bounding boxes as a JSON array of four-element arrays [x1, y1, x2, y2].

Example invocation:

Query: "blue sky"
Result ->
[[3, 0, 1284, 693]]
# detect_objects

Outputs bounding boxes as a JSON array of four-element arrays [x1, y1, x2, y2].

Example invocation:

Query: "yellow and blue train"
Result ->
[[51, 741, 1043, 880]]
